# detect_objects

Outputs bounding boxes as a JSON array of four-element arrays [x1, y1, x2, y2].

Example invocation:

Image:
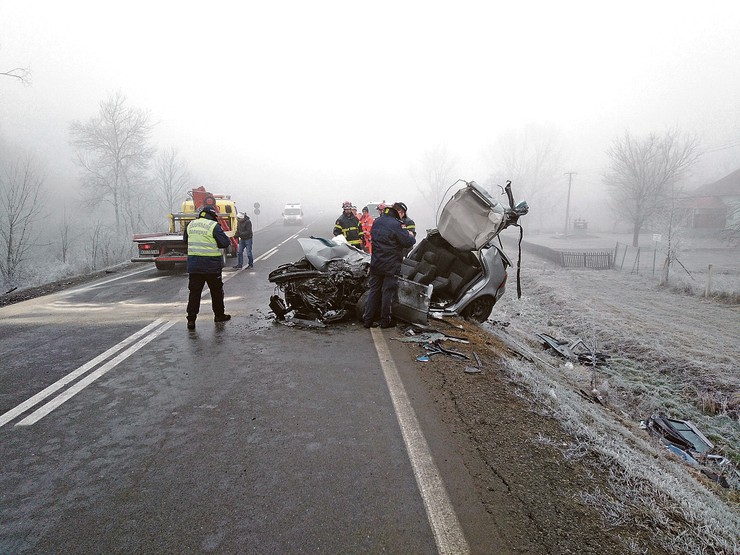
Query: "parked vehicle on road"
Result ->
[[131, 187, 239, 270]]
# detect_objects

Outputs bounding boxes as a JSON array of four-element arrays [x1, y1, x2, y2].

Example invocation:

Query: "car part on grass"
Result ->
[[644, 413, 738, 489], [645, 413, 714, 453], [537, 333, 610, 366]]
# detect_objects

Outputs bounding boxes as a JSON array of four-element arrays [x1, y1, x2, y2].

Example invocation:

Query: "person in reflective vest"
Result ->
[[333, 201, 362, 248], [184, 205, 231, 329]]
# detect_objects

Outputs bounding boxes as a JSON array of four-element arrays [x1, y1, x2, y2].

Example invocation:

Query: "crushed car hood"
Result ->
[[437, 181, 506, 250], [298, 237, 370, 271]]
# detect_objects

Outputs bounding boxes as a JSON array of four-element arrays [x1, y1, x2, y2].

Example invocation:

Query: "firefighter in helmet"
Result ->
[[333, 201, 362, 248]]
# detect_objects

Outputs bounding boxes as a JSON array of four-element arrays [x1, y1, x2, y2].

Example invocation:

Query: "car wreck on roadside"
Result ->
[[268, 180, 528, 326]]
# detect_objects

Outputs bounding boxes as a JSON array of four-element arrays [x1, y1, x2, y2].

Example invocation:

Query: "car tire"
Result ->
[[461, 295, 494, 322]]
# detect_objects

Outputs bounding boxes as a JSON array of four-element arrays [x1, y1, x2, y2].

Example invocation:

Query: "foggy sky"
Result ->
[[1, 0, 740, 230]]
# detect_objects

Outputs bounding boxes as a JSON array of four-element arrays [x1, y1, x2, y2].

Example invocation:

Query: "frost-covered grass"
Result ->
[[486, 256, 740, 554], [491, 341, 740, 554]]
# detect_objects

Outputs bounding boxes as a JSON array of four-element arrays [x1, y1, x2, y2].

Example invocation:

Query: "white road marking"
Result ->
[[258, 247, 279, 261], [370, 328, 470, 555], [56, 266, 155, 296], [16, 319, 178, 426], [0, 319, 165, 429]]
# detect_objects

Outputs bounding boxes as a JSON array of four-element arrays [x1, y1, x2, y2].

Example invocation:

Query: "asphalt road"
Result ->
[[0, 215, 506, 554]]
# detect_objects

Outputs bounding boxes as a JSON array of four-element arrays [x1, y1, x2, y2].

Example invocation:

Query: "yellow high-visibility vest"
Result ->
[[187, 219, 220, 257]]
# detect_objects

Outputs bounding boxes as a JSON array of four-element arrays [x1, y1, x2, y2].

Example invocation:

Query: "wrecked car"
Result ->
[[268, 180, 527, 325], [268, 238, 370, 322]]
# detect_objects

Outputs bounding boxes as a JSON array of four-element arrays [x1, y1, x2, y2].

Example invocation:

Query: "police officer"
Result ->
[[333, 201, 362, 248], [362, 202, 416, 329], [184, 205, 231, 329]]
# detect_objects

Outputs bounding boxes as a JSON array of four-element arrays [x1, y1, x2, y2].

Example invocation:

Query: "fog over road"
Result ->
[[0, 216, 504, 554]]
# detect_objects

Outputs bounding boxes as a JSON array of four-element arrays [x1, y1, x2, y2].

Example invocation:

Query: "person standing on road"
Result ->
[[358, 206, 375, 253], [394, 201, 416, 258], [362, 202, 416, 329], [333, 201, 362, 248], [184, 205, 231, 330], [233, 212, 254, 270]]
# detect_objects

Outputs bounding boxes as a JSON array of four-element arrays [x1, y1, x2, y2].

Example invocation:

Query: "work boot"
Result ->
[[187, 317, 196, 330], [214, 314, 231, 323], [232, 265, 242, 269], [379, 320, 396, 329]]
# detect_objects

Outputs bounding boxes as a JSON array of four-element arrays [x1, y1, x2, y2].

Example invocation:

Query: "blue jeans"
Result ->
[[363, 273, 398, 324], [238, 238, 253, 267]]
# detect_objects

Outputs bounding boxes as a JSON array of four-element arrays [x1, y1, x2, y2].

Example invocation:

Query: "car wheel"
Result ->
[[155, 260, 175, 271], [461, 295, 494, 322]]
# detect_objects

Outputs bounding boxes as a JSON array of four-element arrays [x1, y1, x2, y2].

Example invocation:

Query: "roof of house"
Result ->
[[693, 168, 740, 197]]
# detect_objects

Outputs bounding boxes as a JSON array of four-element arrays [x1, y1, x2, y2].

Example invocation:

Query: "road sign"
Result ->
[[254, 202, 260, 209], [254, 208, 260, 215]]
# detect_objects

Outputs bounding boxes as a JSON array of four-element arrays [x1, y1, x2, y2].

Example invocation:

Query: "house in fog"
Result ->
[[680, 169, 740, 230]]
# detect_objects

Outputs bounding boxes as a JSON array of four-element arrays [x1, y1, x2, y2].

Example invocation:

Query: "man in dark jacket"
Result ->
[[333, 201, 362, 248], [233, 212, 254, 269], [184, 205, 231, 329], [362, 202, 416, 329]]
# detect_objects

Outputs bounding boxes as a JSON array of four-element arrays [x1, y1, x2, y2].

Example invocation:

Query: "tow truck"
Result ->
[[132, 186, 239, 270]]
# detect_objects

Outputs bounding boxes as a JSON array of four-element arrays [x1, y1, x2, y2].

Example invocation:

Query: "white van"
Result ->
[[283, 203, 303, 225]]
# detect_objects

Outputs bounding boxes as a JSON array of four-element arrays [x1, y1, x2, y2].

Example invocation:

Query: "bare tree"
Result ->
[[413, 145, 458, 219], [0, 66, 31, 84], [603, 129, 700, 247], [154, 147, 191, 213], [69, 91, 155, 234], [0, 156, 45, 284], [486, 123, 563, 229]]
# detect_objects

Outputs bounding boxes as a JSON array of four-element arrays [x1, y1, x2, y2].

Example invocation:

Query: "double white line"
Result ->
[[0, 318, 176, 428]]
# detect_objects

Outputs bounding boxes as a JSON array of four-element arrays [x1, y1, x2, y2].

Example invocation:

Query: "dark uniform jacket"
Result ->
[[369, 212, 416, 276], [183, 214, 231, 274], [237, 216, 253, 240], [333, 213, 362, 247]]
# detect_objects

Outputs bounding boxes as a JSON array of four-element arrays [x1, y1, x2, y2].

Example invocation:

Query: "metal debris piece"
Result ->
[[464, 366, 482, 374], [537, 333, 609, 366], [396, 332, 469, 344]]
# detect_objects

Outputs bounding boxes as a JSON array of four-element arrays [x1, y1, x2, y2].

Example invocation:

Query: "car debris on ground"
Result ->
[[642, 413, 739, 490], [536, 333, 609, 366]]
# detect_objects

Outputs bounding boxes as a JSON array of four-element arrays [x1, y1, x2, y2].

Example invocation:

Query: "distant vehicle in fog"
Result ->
[[283, 203, 303, 225]]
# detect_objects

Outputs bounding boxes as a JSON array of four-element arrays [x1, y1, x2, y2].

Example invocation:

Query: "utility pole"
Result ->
[[563, 172, 577, 237]]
